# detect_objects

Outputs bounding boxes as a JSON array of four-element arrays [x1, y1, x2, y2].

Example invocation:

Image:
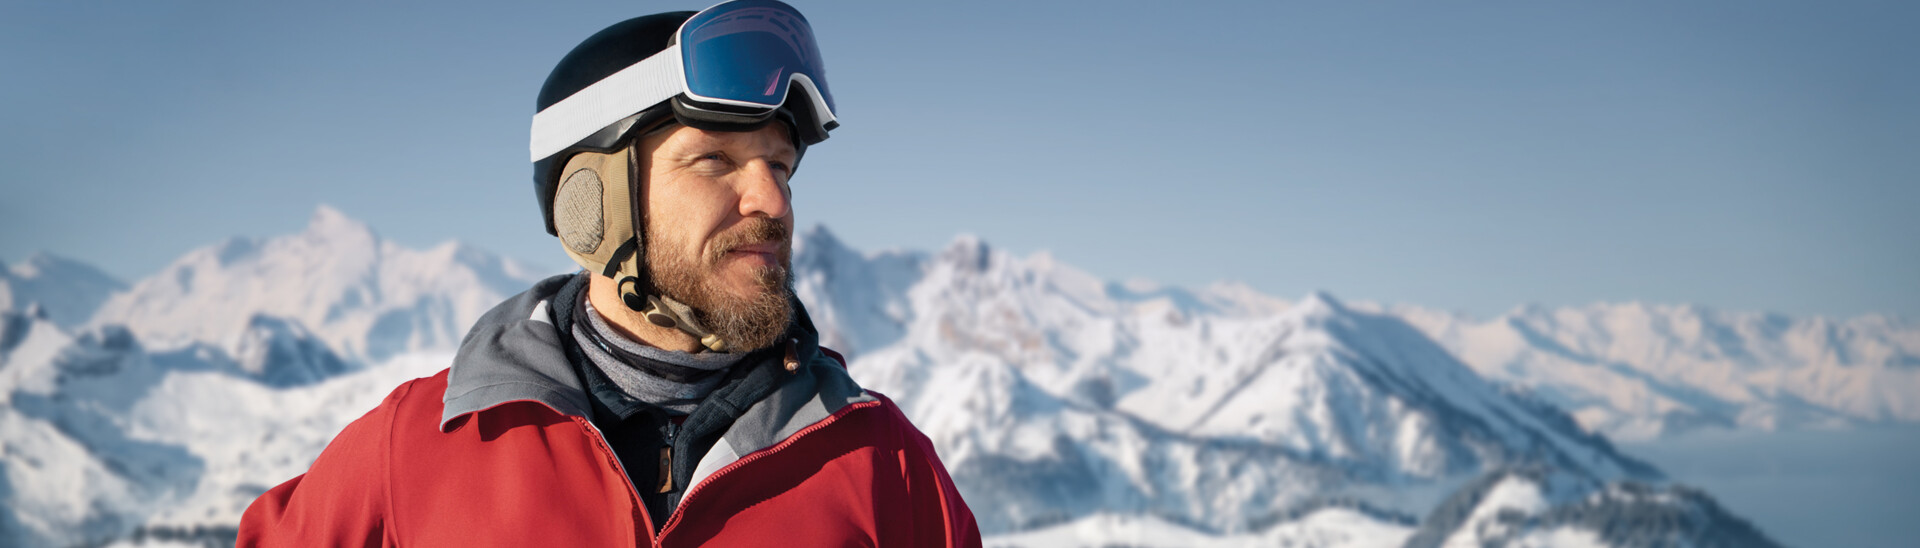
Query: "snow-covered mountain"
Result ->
[[0, 252, 127, 328], [981, 469, 1782, 548], [1388, 303, 1920, 440], [0, 214, 1809, 547], [90, 205, 550, 363], [0, 305, 448, 547], [1401, 468, 1781, 548], [791, 225, 924, 358], [986, 508, 1416, 548], [1, 313, 205, 547], [797, 228, 1659, 534], [3, 206, 550, 546]]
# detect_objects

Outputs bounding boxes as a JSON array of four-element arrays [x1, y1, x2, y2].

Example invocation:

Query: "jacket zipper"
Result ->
[[576, 416, 658, 546], [654, 399, 884, 538], [658, 420, 680, 493]]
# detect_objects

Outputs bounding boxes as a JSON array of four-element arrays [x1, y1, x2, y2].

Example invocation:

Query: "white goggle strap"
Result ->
[[529, 44, 686, 162]]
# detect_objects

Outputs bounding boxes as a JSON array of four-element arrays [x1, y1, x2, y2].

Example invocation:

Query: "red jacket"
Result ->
[[239, 276, 980, 547]]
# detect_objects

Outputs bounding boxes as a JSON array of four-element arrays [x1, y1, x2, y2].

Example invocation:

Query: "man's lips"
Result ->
[[723, 242, 782, 267], [727, 242, 781, 256]]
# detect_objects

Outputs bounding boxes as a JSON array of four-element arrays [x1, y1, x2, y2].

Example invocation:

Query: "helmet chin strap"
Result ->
[[612, 230, 730, 354], [641, 293, 727, 353], [610, 145, 729, 351]]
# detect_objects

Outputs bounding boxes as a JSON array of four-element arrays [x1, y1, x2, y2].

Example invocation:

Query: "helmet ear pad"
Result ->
[[553, 147, 643, 281]]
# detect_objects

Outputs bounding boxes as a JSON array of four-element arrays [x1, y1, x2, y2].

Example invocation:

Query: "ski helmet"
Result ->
[[530, 0, 839, 351]]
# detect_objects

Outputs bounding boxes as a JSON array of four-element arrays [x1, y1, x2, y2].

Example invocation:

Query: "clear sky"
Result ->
[[2, 1, 1914, 320]]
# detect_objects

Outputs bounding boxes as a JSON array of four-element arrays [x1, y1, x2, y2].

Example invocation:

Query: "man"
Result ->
[[238, 2, 980, 546]]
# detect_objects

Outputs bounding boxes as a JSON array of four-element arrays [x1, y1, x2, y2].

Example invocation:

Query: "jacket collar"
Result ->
[[439, 273, 875, 460], [440, 274, 591, 431]]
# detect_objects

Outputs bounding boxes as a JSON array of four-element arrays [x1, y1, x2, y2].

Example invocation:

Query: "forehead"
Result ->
[[643, 122, 796, 158]]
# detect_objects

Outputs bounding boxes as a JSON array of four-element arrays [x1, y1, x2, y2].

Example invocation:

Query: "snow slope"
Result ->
[[0, 216, 1814, 546], [790, 225, 924, 359], [984, 508, 1414, 548], [0, 252, 127, 328], [90, 205, 549, 363], [4, 207, 546, 546], [0, 305, 435, 547], [1, 316, 207, 547], [1402, 468, 1783, 548], [1391, 302, 1920, 440], [805, 230, 1657, 534]]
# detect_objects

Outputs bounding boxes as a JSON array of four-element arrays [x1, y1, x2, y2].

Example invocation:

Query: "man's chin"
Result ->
[[714, 279, 784, 304], [713, 257, 784, 284], [683, 262, 773, 298], [691, 272, 794, 352]]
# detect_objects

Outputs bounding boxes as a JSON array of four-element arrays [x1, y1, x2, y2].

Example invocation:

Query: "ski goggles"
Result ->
[[530, 0, 839, 162]]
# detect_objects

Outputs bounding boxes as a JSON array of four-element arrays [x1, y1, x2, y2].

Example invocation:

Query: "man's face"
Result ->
[[637, 122, 798, 352]]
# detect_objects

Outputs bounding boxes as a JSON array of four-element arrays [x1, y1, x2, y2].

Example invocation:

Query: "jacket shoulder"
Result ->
[[865, 390, 982, 546], [238, 371, 445, 546]]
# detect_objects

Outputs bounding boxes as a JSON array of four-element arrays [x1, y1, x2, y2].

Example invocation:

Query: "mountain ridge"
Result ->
[[1383, 299, 1920, 440], [0, 251, 127, 329], [828, 231, 1660, 533], [87, 205, 548, 363], [0, 211, 1839, 547]]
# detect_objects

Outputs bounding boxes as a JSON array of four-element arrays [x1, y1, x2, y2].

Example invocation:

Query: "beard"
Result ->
[[646, 217, 794, 352]]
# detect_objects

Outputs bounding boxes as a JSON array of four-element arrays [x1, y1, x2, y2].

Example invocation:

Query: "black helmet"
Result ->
[[528, 1, 838, 351], [532, 2, 837, 238]]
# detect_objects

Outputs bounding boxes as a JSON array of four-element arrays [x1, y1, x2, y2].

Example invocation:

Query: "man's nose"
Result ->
[[737, 162, 791, 219]]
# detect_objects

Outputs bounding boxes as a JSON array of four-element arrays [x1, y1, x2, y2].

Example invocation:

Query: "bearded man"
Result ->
[[237, 2, 980, 546]]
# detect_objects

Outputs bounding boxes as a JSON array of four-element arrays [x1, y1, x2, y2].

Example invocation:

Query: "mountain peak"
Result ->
[[797, 223, 847, 254], [945, 233, 986, 251], [8, 252, 121, 286], [89, 203, 548, 362], [1293, 289, 1349, 317], [0, 251, 127, 327], [939, 233, 992, 272], [16, 252, 62, 277], [304, 204, 376, 242]]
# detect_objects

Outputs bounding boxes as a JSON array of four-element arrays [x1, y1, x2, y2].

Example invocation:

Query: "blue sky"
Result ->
[[2, 1, 1914, 319]]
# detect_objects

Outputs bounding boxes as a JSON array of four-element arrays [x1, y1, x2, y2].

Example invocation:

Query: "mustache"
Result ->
[[709, 218, 791, 258]]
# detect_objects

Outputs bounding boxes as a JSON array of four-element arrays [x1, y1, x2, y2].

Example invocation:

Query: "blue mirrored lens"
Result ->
[[679, 0, 835, 114]]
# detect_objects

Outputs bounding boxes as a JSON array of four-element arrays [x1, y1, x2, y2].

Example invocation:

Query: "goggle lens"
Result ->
[[680, 0, 836, 115]]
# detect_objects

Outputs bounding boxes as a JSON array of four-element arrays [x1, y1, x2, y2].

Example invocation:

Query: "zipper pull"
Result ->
[[657, 420, 679, 494], [784, 337, 801, 373], [657, 446, 672, 493]]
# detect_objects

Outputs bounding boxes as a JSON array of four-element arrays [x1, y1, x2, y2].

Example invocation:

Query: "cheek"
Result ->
[[645, 178, 736, 246], [641, 179, 689, 245]]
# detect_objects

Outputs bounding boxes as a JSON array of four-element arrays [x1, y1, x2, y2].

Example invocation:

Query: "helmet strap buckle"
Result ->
[[616, 252, 728, 353]]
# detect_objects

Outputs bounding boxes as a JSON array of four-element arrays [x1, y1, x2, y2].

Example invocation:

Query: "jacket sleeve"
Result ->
[[886, 399, 983, 547], [237, 380, 412, 547]]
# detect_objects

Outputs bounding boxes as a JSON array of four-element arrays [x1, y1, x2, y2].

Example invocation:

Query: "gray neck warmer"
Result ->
[[570, 295, 748, 415]]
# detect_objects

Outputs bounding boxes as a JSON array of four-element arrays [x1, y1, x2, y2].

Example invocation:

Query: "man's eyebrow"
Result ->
[[748, 142, 798, 163]]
